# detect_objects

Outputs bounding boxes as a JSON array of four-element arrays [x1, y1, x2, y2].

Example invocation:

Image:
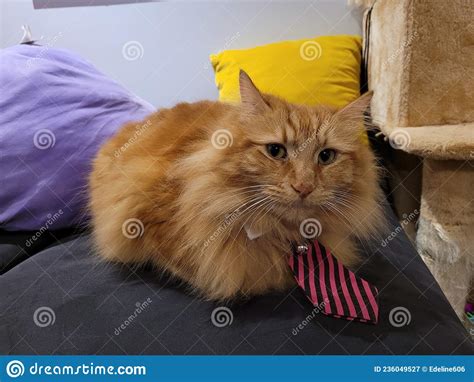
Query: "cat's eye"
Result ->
[[318, 149, 337, 165], [266, 143, 287, 159]]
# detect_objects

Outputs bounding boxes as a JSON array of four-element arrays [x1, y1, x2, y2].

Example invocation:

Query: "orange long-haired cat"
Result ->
[[89, 71, 385, 300]]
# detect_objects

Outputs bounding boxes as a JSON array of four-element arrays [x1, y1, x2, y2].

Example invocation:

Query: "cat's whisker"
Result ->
[[322, 201, 355, 228], [250, 200, 278, 231], [180, 192, 265, 228], [203, 194, 269, 228], [238, 196, 273, 218], [238, 198, 275, 234], [182, 185, 273, 226], [253, 200, 277, 226], [330, 192, 382, 235], [326, 198, 361, 221], [200, 184, 272, 202], [181, 185, 267, 213], [185, 190, 263, 216], [226, 201, 274, 251], [212, 196, 273, 253], [323, 200, 381, 244], [204, 194, 271, 236], [246, 199, 275, 228], [320, 205, 368, 245]]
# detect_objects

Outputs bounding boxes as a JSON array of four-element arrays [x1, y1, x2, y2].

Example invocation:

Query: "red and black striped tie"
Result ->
[[289, 240, 379, 324]]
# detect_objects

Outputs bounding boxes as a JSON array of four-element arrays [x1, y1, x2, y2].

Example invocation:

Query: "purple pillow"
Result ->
[[0, 45, 155, 231]]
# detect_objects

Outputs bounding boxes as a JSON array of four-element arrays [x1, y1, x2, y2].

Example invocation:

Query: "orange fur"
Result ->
[[89, 71, 385, 300]]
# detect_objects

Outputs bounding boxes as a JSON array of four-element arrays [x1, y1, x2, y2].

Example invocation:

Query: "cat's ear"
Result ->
[[239, 69, 268, 113], [335, 91, 373, 121]]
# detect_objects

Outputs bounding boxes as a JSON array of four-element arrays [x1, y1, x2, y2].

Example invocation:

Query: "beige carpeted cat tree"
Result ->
[[362, 0, 474, 320]]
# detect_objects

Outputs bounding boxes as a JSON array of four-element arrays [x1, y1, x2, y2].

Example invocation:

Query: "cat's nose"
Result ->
[[291, 182, 314, 198]]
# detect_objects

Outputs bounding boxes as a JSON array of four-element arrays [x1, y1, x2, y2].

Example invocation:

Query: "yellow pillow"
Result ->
[[210, 35, 362, 108]]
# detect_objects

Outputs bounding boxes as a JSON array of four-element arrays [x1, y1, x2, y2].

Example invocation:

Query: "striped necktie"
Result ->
[[289, 240, 379, 324]]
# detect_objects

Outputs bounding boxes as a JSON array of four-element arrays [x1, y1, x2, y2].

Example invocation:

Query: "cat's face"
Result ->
[[222, 71, 374, 222]]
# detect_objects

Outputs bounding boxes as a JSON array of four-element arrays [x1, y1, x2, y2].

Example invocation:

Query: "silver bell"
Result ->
[[296, 245, 308, 254]]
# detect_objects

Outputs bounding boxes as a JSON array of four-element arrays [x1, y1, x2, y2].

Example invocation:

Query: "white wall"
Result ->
[[0, 0, 362, 107]]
